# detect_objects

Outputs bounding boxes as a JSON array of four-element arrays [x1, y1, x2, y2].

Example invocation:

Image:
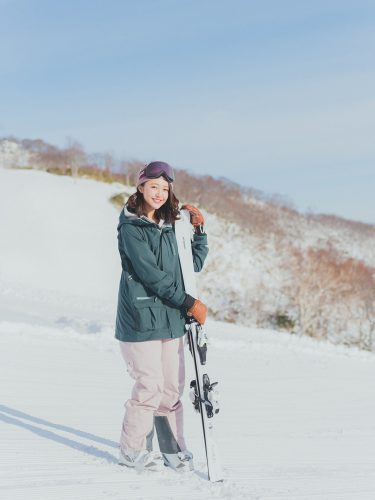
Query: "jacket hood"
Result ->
[[117, 204, 173, 230]]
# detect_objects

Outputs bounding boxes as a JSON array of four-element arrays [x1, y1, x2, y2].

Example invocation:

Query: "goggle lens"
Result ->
[[144, 162, 175, 182]]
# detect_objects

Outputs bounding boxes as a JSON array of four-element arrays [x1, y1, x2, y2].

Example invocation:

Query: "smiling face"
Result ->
[[138, 176, 170, 216]]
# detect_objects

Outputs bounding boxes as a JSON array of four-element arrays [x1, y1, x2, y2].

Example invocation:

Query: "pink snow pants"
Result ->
[[119, 337, 187, 452]]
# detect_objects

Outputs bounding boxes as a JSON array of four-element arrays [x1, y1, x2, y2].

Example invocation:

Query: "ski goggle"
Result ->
[[139, 161, 175, 184]]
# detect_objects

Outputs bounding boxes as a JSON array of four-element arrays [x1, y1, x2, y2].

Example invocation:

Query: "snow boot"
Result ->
[[118, 448, 164, 472], [162, 450, 194, 472]]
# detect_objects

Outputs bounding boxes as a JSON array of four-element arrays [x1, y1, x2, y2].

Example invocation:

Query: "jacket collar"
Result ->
[[122, 205, 172, 228]]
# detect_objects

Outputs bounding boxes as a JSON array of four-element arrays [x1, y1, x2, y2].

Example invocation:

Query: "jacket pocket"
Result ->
[[133, 296, 164, 332]]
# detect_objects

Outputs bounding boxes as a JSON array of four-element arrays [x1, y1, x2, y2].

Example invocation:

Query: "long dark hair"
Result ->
[[126, 181, 180, 224]]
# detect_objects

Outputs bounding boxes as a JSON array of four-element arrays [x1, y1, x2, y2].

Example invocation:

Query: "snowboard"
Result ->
[[174, 209, 223, 482]]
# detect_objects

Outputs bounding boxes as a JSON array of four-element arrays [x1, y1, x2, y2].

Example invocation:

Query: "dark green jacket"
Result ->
[[115, 205, 209, 342]]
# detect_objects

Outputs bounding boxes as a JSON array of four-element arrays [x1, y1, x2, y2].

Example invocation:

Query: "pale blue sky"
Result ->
[[1, 0, 374, 223]]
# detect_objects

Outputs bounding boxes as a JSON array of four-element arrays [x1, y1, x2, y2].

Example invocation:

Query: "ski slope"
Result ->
[[1, 168, 375, 500]]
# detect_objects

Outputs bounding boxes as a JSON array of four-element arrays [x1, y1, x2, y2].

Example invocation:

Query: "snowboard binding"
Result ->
[[189, 374, 220, 418]]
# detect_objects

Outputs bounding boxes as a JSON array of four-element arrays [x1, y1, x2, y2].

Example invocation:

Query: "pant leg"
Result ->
[[119, 339, 164, 452], [155, 337, 187, 451]]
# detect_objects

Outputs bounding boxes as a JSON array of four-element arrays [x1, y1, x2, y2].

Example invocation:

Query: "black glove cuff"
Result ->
[[194, 224, 206, 235], [182, 293, 196, 310]]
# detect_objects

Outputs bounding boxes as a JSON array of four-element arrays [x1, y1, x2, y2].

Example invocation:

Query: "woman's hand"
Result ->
[[181, 204, 205, 227], [187, 298, 207, 325]]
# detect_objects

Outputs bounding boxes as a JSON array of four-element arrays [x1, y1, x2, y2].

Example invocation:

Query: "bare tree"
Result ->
[[64, 137, 86, 177], [287, 245, 375, 347], [120, 159, 143, 187]]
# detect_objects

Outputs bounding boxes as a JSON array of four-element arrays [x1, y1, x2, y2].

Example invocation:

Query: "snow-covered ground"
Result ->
[[1, 168, 375, 499]]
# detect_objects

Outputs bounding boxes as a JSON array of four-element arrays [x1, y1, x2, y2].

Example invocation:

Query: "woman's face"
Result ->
[[138, 176, 170, 211]]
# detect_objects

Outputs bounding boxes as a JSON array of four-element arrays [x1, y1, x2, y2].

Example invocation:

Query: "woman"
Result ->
[[115, 161, 209, 472]]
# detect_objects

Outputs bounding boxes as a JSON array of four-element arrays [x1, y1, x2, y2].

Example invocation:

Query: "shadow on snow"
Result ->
[[0, 403, 118, 464]]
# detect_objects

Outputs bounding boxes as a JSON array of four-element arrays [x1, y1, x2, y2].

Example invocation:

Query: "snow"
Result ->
[[0, 168, 122, 301], [1, 168, 375, 499]]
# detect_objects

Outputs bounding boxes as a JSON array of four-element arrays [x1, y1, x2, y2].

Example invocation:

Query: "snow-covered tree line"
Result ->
[[0, 136, 141, 184]]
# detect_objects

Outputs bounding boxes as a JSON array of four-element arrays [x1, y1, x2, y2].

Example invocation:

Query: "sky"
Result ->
[[1, 0, 374, 224]]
